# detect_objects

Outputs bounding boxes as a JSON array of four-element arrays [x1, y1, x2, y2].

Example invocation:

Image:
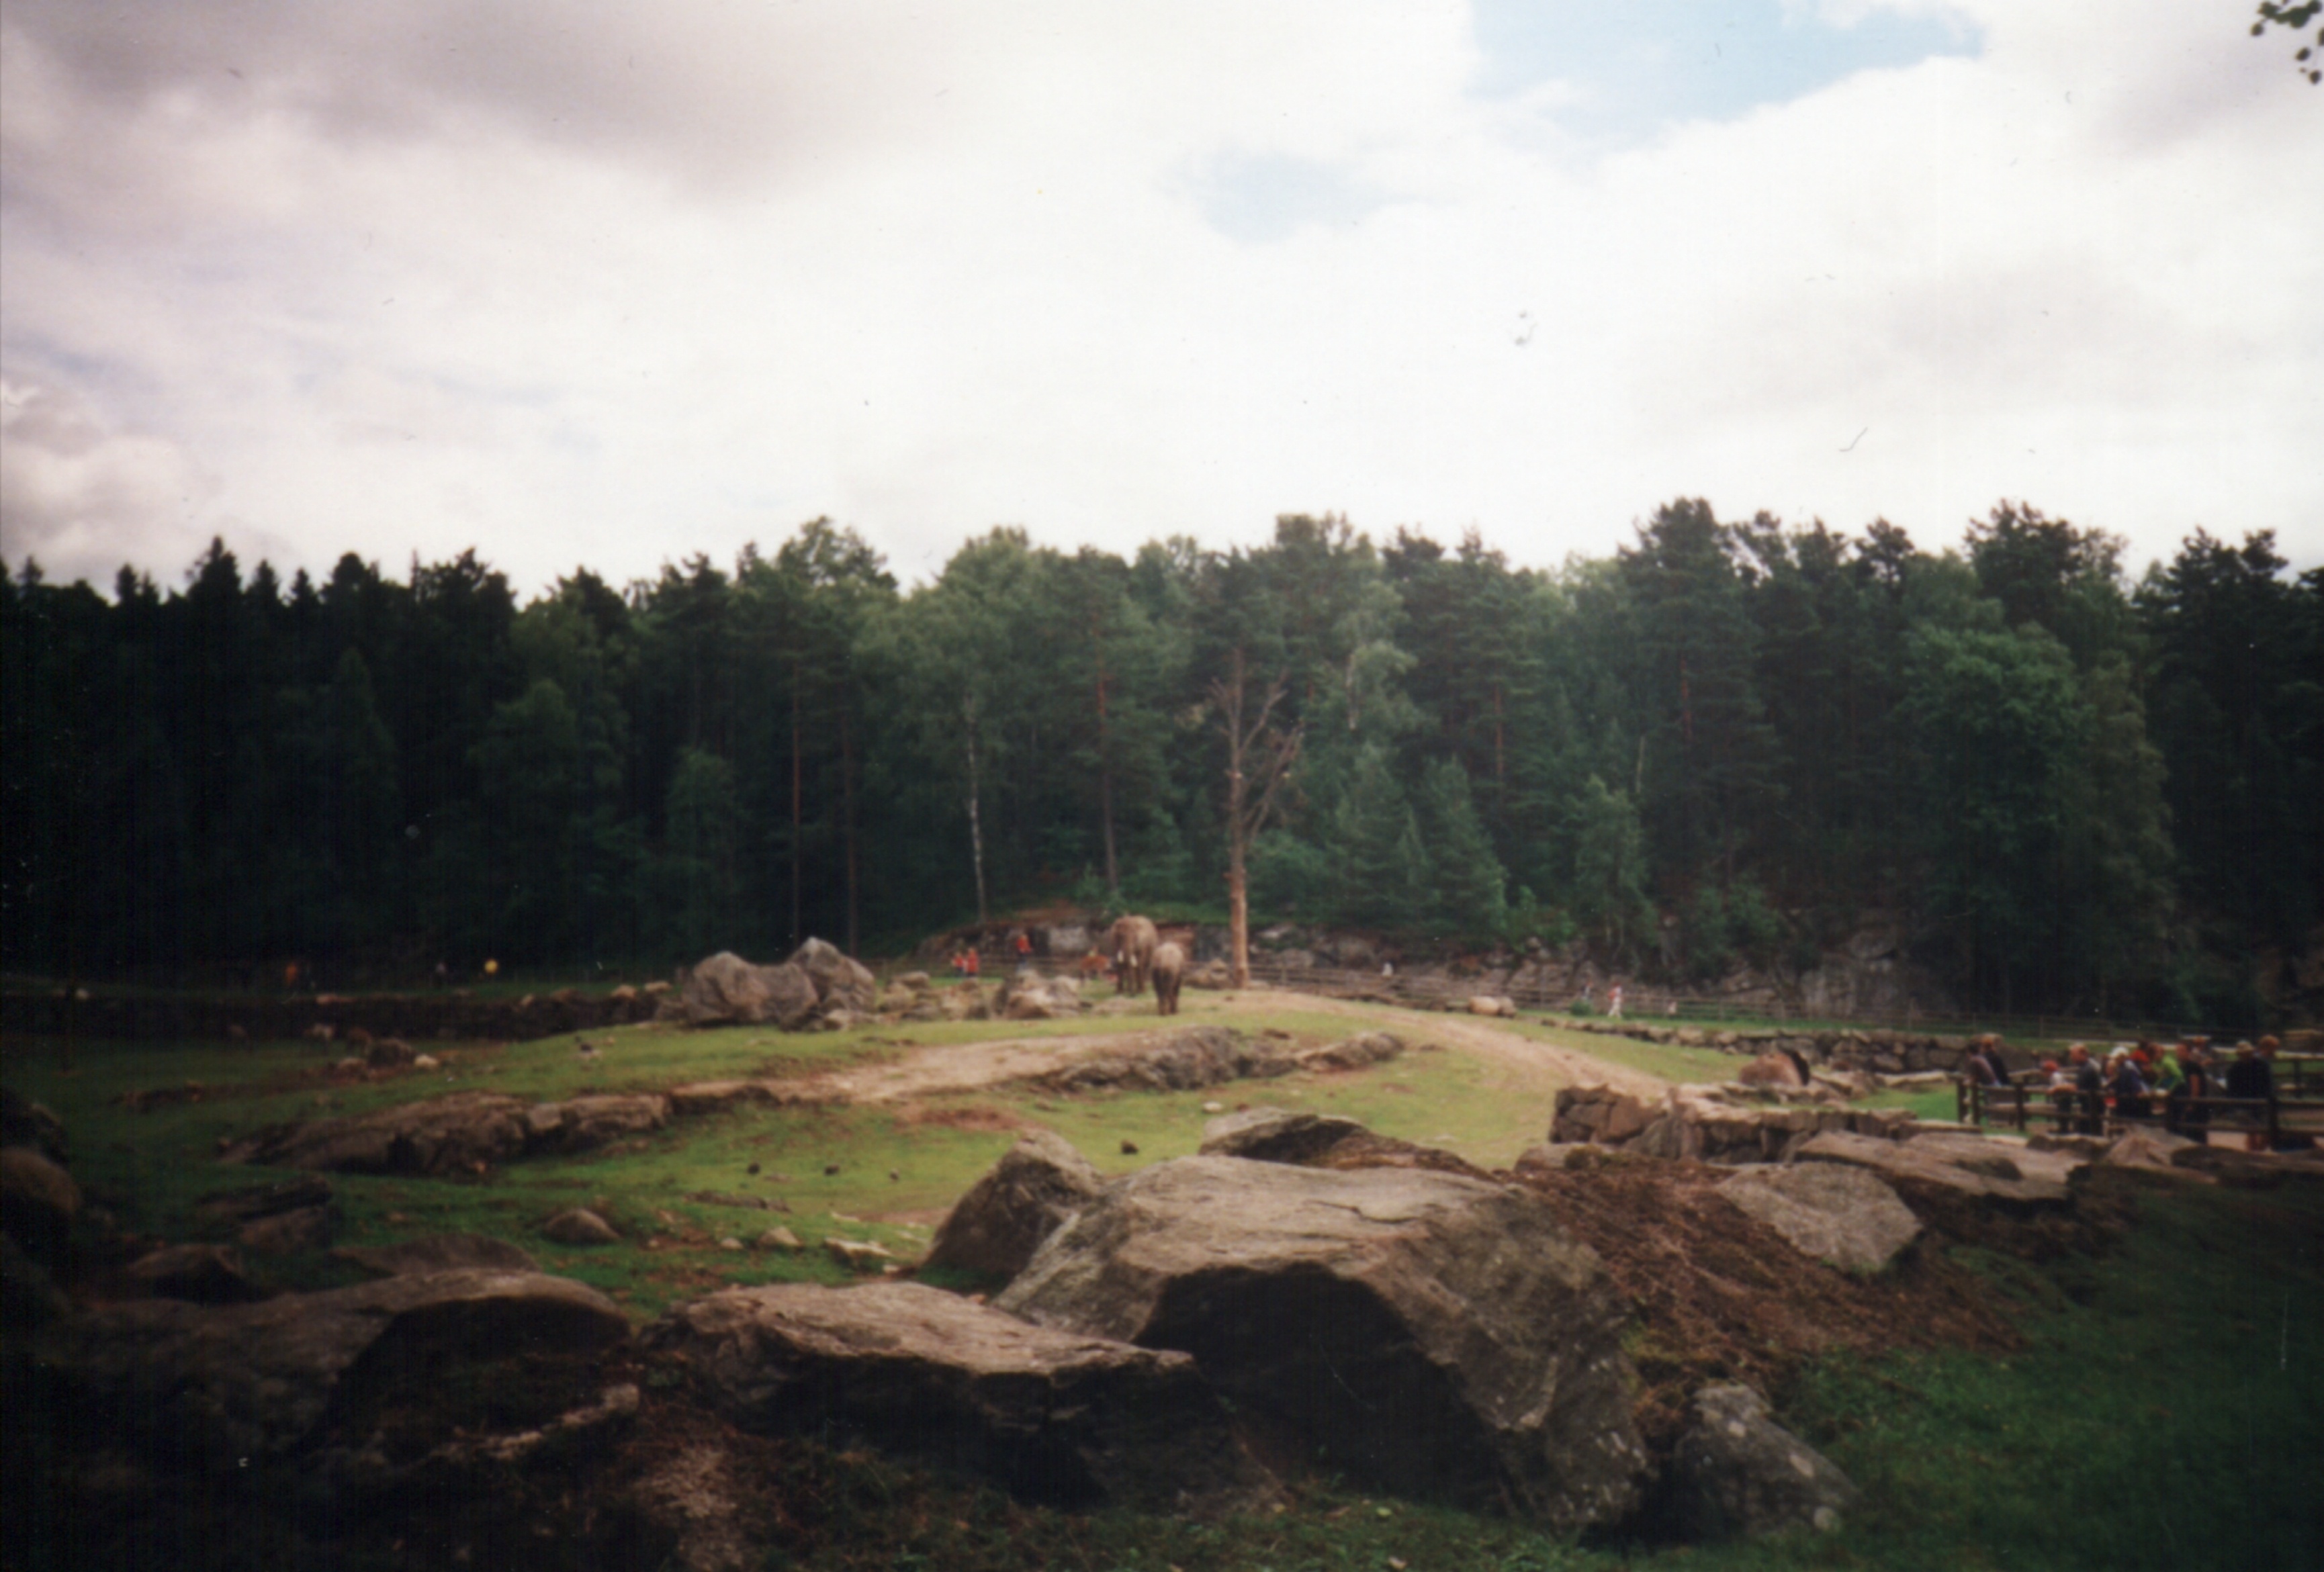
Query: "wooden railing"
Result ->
[[1958, 1078, 2324, 1148]]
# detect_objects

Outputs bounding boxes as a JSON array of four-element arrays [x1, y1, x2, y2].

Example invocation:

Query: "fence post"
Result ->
[[2266, 1089, 2280, 1154]]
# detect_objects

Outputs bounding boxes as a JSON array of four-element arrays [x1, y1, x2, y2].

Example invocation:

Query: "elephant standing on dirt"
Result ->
[[1109, 915, 1159, 996], [1151, 941, 1186, 1015]]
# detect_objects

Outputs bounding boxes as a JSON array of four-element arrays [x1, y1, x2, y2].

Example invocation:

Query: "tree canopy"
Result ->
[[7, 503, 2319, 1024]]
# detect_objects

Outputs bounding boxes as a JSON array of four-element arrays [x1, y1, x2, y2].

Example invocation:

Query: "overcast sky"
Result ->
[[3, 1, 2319, 597]]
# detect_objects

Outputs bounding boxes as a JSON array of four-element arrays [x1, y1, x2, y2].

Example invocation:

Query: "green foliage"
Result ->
[[2253, 1, 2323, 83], [1419, 756, 1507, 936], [1571, 774, 1654, 962], [5, 504, 2317, 1015], [1678, 877, 1783, 982]]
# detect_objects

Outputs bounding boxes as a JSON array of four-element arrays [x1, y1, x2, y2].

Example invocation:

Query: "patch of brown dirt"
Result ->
[[894, 1103, 1033, 1132], [1508, 1155, 2030, 1450]]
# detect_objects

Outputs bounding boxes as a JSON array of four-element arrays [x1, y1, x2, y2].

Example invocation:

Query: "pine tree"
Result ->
[[1420, 757, 1507, 936]]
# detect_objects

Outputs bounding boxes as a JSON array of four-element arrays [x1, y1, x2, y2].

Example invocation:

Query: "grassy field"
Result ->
[[8, 992, 2321, 1571], [3, 992, 1578, 1314]]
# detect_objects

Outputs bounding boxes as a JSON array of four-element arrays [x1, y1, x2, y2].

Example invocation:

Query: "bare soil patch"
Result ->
[[1509, 1154, 2048, 1450]]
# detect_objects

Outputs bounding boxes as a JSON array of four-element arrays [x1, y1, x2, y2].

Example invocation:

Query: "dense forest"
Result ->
[[5, 502, 2319, 1022]]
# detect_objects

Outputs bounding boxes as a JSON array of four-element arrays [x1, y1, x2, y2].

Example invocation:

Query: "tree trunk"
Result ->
[[841, 704, 859, 957], [1227, 838, 1251, 988], [1214, 645, 1298, 990], [789, 682, 803, 950], [965, 702, 989, 927], [1095, 631, 1119, 896]]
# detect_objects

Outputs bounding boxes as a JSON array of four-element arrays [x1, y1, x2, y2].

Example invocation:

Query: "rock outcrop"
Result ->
[[1791, 1130, 2075, 1206], [335, 1233, 541, 1277], [216, 1091, 669, 1175], [1294, 1031, 1406, 1072], [995, 971, 1085, 1021], [0, 1144, 81, 1260], [1714, 1164, 1922, 1273], [788, 938, 877, 1016], [122, 1242, 272, 1303], [993, 1155, 1649, 1530], [641, 1280, 1273, 1514], [1551, 1084, 1914, 1165], [1670, 1382, 1861, 1540], [34, 1268, 630, 1465], [923, 1129, 1106, 1281], [678, 952, 819, 1029], [1198, 1108, 1373, 1164], [1036, 1026, 1292, 1094]]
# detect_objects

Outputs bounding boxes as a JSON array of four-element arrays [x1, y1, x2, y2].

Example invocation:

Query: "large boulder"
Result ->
[[34, 1268, 629, 1467], [1791, 1130, 2074, 1206], [2098, 1127, 2201, 1174], [335, 1233, 540, 1278], [1, 1144, 82, 1260], [1, 1088, 69, 1163], [1735, 1052, 1807, 1091], [520, 1094, 670, 1153], [219, 1093, 531, 1174], [1551, 1086, 1656, 1146], [2, 1231, 73, 1333], [1294, 1031, 1405, 1072], [1670, 1382, 1861, 1540], [641, 1280, 1273, 1514], [996, 971, 1084, 1021], [1198, 1108, 1372, 1164], [993, 1155, 1648, 1530], [788, 938, 877, 1015], [1591, 1086, 1914, 1166], [122, 1243, 271, 1304], [1038, 1027, 1292, 1094], [924, 1130, 1106, 1281], [680, 952, 819, 1029], [216, 1093, 668, 1175], [1715, 1164, 1922, 1273]]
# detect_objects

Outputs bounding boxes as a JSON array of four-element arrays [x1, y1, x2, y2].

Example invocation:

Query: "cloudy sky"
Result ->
[[3, 1, 2319, 596]]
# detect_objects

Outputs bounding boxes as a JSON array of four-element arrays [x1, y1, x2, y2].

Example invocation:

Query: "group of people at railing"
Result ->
[[1963, 1033, 2298, 1149]]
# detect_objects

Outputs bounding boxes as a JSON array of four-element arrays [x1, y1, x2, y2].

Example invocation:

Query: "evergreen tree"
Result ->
[[1419, 757, 1506, 936], [1333, 744, 1425, 930], [1572, 775, 1653, 962]]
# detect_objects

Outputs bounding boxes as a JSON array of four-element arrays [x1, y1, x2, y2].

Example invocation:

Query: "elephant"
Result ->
[[1151, 941, 1186, 1015], [1108, 915, 1159, 996]]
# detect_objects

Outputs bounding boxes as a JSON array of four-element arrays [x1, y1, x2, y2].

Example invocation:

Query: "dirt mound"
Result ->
[[1507, 1155, 2032, 1450]]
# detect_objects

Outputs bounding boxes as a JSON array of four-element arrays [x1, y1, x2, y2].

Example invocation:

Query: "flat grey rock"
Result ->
[[1717, 1164, 1920, 1273], [1791, 1130, 2071, 1205]]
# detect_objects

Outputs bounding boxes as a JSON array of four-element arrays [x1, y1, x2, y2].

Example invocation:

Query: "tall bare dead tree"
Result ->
[[1212, 645, 1302, 987]]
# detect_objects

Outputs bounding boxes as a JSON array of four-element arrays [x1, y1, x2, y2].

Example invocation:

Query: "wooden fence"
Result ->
[[1959, 1077, 2324, 1147]]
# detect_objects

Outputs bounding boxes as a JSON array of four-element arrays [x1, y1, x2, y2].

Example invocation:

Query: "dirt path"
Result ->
[[799, 1029, 1149, 1104], [779, 991, 1667, 1105], [1271, 994, 1669, 1100]]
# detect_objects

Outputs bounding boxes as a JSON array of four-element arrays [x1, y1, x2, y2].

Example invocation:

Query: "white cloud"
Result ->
[[0, 0, 2317, 599], [0, 380, 230, 585]]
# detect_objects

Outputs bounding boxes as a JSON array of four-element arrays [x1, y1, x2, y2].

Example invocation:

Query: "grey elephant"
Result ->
[[1108, 915, 1159, 996], [1151, 941, 1186, 1015]]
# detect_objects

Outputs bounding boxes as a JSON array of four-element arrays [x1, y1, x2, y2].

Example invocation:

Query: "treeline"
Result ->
[[5, 504, 2318, 1020]]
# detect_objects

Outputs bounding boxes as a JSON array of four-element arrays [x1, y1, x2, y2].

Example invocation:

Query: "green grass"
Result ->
[[1507, 1016, 1744, 1084], [1859, 1086, 1962, 1122], [1775, 1176, 2324, 1572]]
